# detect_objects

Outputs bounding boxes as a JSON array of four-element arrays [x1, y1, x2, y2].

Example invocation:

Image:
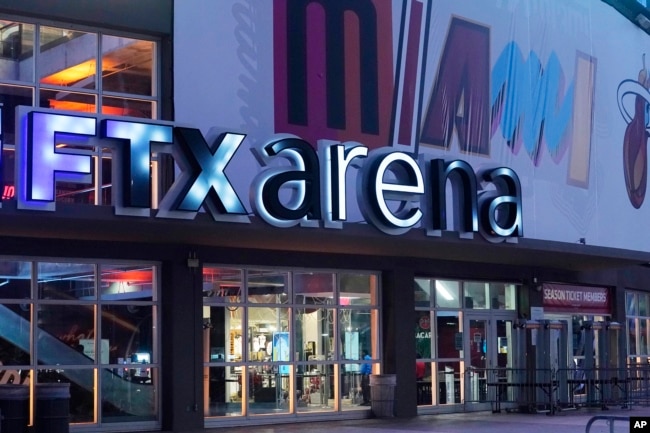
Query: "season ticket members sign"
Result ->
[[542, 283, 610, 314]]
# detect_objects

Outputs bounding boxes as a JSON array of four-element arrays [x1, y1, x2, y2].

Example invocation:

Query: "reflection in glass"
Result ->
[[340, 273, 375, 306], [102, 96, 153, 118], [0, 84, 33, 145], [489, 283, 516, 310], [40, 27, 96, 89], [37, 304, 95, 365], [464, 282, 487, 309], [640, 294, 649, 317], [101, 304, 153, 364], [627, 292, 637, 316], [101, 367, 157, 422], [0, 20, 35, 82], [102, 36, 154, 96], [40, 88, 96, 112], [435, 280, 460, 308], [0, 260, 31, 299], [414, 278, 431, 307], [203, 267, 242, 303], [248, 270, 288, 304], [0, 303, 30, 365], [100, 264, 154, 301], [295, 272, 333, 302], [38, 262, 95, 300]]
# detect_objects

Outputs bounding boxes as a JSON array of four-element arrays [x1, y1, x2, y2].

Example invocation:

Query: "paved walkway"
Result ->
[[192, 407, 644, 433]]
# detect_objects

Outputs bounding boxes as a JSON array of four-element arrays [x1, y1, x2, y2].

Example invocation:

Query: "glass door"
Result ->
[[464, 314, 514, 406]]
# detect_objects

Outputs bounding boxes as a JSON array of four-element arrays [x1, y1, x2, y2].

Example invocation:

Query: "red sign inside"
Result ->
[[542, 283, 610, 314]]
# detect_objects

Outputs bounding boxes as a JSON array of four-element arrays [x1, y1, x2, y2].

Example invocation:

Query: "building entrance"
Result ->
[[464, 313, 515, 408]]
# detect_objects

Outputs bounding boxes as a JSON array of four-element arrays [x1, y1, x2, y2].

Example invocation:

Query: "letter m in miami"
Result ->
[[273, 0, 394, 149]]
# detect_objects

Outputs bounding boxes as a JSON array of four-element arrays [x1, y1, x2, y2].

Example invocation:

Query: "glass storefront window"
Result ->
[[0, 258, 161, 429], [0, 84, 33, 145], [102, 95, 154, 117], [0, 303, 30, 365], [642, 319, 649, 356], [437, 312, 460, 358], [489, 283, 516, 310], [340, 273, 375, 306], [101, 304, 154, 364], [414, 277, 518, 408], [0, 20, 35, 82], [414, 311, 432, 359], [629, 317, 638, 356], [464, 282, 487, 309], [627, 292, 637, 316], [295, 272, 334, 304], [248, 307, 289, 362], [203, 266, 379, 419], [40, 88, 96, 110], [0, 19, 159, 209], [626, 290, 650, 361], [341, 308, 373, 360], [100, 264, 154, 301], [38, 262, 95, 300], [39, 27, 97, 89], [37, 304, 95, 365], [0, 260, 31, 299], [436, 361, 461, 404], [640, 294, 649, 317], [102, 36, 154, 96], [248, 269, 289, 304], [414, 278, 431, 307], [435, 280, 460, 308]]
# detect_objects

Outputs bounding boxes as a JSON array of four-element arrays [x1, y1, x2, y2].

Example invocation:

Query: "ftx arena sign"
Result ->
[[13, 108, 522, 241]]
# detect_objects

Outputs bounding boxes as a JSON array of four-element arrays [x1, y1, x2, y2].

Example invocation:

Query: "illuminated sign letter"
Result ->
[[358, 150, 423, 234], [157, 128, 247, 220], [480, 167, 523, 238], [252, 137, 321, 227], [102, 120, 173, 212], [18, 112, 95, 211], [427, 159, 479, 236], [321, 141, 368, 226]]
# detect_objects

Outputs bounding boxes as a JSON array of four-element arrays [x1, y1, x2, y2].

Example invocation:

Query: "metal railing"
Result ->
[[478, 366, 642, 414], [584, 416, 629, 433]]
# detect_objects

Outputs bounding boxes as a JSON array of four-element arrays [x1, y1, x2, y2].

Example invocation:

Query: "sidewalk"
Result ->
[[195, 407, 645, 433]]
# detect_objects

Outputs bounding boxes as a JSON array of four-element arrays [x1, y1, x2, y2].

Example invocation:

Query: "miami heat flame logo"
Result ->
[[618, 54, 650, 208]]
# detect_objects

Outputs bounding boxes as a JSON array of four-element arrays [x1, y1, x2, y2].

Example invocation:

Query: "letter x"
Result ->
[[172, 127, 246, 216]]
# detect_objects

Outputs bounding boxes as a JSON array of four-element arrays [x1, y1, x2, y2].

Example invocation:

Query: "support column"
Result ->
[[382, 268, 417, 418], [160, 255, 204, 431]]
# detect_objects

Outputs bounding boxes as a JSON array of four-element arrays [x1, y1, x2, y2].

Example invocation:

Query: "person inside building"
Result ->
[[360, 349, 372, 405]]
